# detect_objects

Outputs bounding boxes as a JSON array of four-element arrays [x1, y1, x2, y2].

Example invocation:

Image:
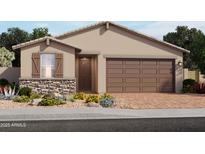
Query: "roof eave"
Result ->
[[12, 36, 81, 51]]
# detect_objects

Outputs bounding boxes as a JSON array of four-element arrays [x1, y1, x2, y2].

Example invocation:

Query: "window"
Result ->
[[40, 54, 55, 78]]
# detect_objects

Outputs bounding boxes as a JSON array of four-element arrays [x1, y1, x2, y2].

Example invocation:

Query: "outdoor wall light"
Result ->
[[178, 61, 183, 66]]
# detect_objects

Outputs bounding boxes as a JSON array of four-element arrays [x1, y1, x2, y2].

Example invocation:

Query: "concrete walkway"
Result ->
[[1, 107, 205, 121]]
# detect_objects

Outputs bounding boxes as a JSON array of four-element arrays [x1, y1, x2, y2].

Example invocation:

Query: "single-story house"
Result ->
[[12, 21, 189, 94]]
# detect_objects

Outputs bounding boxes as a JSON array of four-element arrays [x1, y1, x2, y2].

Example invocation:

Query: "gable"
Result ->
[[58, 23, 184, 58]]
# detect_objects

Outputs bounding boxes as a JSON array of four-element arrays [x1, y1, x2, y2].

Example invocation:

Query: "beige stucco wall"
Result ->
[[0, 67, 20, 83], [60, 25, 184, 93], [183, 68, 205, 83], [20, 41, 76, 79]]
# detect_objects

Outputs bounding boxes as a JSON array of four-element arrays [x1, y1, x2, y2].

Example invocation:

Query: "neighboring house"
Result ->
[[12, 21, 189, 94]]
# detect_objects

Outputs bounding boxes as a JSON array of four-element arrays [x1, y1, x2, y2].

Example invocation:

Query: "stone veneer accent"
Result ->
[[19, 78, 76, 95]]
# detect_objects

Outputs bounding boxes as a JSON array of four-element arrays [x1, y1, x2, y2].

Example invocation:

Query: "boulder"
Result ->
[[30, 98, 42, 106]]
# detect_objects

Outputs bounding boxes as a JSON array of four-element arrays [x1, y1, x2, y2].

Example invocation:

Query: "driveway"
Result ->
[[112, 93, 205, 109]]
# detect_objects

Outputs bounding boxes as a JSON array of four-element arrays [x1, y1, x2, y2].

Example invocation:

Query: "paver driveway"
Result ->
[[112, 93, 205, 109]]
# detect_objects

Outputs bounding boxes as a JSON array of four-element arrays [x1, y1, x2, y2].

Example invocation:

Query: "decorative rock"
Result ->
[[53, 93, 62, 98], [30, 98, 42, 106], [20, 79, 76, 95]]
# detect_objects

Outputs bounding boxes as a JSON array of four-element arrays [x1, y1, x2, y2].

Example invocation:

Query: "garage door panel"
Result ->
[[142, 78, 157, 83], [106, 58, 174, 93], [160, 80, 172, 87], [142, 69, 157, 74], [160, 78, 172, 82], [142, 61, 157, 65], [107, 68, 123, 74], [107, 64, 123, 69], [160, 87, 173, 92], [125, 60, 140, 65], [107, 74, 124, 77], [125, 78, 140, 83], [124, 83, 140, 86], [143, 83, 157, 86], [107, 87, 123, 93], [159, 65, 172, 69], [142, 65, 157, 69], [107, 83, 124, 87], [107, 78, 123, 83], [142, 87, 157, 92], [159, 61, 172, 65], [107, 60, 123, 65], [159, 69, 172, 74], [124, 87, 140, 92], [124, 65, 140, 69], [125, 68, 140, 74]]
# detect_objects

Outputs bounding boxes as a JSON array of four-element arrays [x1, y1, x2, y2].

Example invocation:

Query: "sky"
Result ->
[[1, 21, 205, 40]]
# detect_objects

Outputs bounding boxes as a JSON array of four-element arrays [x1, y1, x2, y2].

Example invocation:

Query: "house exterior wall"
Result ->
[[59, 25, 184, 93], [0, 67, 20, 83], [20, 41, 76, 79]]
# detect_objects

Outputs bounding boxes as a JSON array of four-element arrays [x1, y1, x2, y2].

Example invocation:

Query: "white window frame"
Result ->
[[40, 53, 56, 78]]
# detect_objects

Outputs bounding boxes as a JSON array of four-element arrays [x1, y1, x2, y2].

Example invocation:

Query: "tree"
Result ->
[[0, 28, 30, 67], [0, 47, 15, 67], [30, 27, 50, 39], [163, 26, 205, 73], [0, 27, 50, 67]]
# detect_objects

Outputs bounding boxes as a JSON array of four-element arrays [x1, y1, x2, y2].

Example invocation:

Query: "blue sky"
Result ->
[[1, 21, 205, 40]]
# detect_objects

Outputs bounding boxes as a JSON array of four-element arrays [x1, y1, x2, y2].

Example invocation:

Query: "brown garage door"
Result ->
[[106, 58, 175, 93]]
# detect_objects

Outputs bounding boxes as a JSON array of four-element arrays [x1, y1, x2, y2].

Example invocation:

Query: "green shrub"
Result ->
[[30, 92, 41, 100], [100, 93, 114, 100], [0, 78, 9, 87], [42, 93, 54, 99], [13, 96, 30, 103], [65, 94, 75, 102], [38, 98, 65, 106], [183, 79, 197, 93], [73, 92, 86, 100], [19, 87, 32, 97], [9, 82, 19, 93], [99, 93, 114, 108], [86, 95, 99, 103], [100, 98, 114, 108]]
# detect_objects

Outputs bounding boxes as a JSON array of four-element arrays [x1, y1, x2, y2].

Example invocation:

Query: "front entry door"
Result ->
[[79, 57, 92, 92]]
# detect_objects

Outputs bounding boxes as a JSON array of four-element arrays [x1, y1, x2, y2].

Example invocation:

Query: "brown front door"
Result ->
[[78, 57, 92, 92]]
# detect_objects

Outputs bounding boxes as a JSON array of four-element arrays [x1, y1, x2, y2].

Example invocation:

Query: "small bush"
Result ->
[[100, 98, 114, 108], [86, 95, 99, 103], [0, 78, 9, 87], [38, 98, 65, 106], [100, 93, 114, 100], [65, 95, 75, 102], [43, 93, 54, 99], [99, 93, 114, 108], [9, 82, 19, 93], [182, 79, 197, 93], [30, 92, 41, 100], [19, 87, 32, 97], [70, 98, 75, 102], [73, 92, 86, 100], [13, 96, 30, 103]]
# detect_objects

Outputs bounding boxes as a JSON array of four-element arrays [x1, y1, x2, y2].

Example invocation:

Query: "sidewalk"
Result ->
[[1, 107, 205, 121]]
